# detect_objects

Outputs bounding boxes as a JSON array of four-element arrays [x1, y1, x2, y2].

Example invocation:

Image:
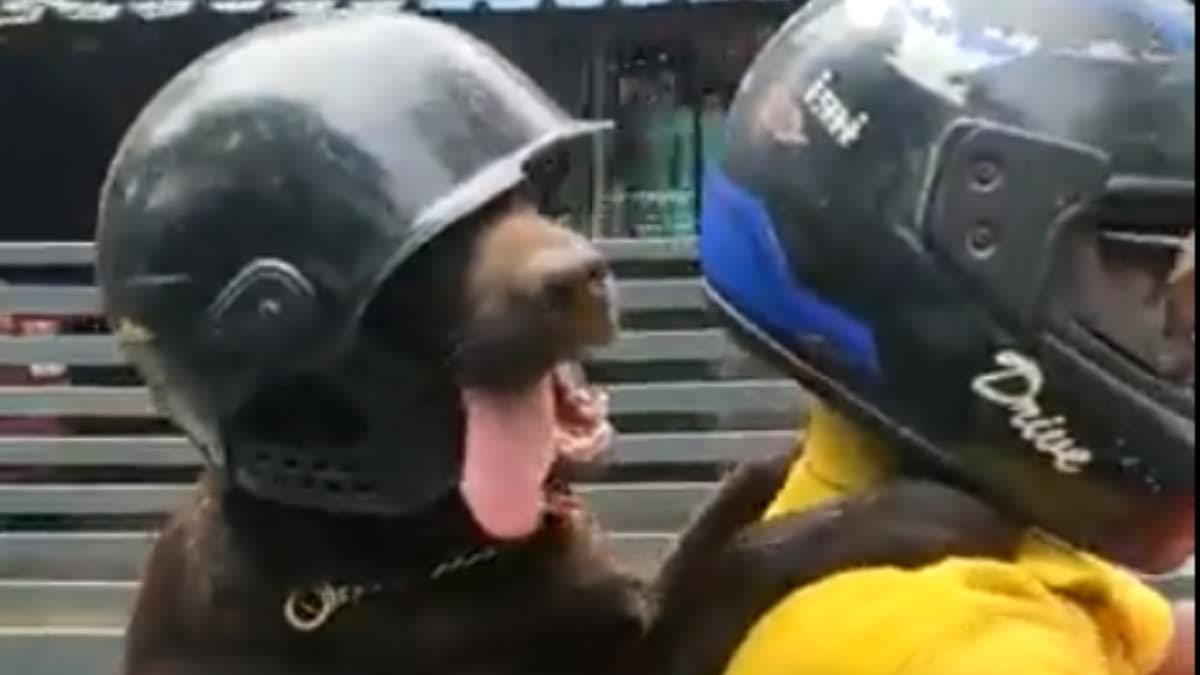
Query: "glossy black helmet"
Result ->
[[96, 13, 608, 516], [702, 0, 1195, 571]]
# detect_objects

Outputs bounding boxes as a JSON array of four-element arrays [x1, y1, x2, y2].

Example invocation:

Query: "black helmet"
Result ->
[[96, 14, 609, 516], [702, 0, 1195, 571]]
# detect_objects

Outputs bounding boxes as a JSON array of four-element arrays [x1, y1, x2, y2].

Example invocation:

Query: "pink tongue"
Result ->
[[459, 376, 557, 541]]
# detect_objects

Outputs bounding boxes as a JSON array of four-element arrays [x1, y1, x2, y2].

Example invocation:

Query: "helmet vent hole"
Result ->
[[967, 222, 1000, 260], [969, 158, 1003, 192]]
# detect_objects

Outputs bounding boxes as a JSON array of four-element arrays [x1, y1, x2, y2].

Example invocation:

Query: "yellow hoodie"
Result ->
[[722, 408, 1176, 675]]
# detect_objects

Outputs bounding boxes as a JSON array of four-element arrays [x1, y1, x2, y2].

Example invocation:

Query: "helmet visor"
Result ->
[[1056, 183, 1195, 415]]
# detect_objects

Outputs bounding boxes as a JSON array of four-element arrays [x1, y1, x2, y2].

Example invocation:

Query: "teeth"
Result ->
[[569, 385, 597, 406], [550, 361, 612, 461], [554, 361, 605, 411], [554, 420, 614, 462], [554, 361, 588, 388]]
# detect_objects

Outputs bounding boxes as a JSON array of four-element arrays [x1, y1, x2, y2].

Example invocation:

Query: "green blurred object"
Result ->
[[700, 99, 727, 167], [624, 104, 696, 238]]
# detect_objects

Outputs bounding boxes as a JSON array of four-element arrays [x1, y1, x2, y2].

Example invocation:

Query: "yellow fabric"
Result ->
[[723, 406, 1176, 675]]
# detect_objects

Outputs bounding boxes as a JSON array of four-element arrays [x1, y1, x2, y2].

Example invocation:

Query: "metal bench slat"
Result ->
[[0, 630, 123, 675], [0, 329, 737, 367], [0, 286, 101, 316], [0, 531, 677, 582], [643, 430, 797, 465], [0, 532, 157, 581], [0, 239, 698, 267], [0, 482, 718, 532], [616, 279, 705, 312], [608, 380, 804, 416], [0, 386, 153, 416], [0, 335, 122, 365], [1, 278, 708, 315], [0, 243, 95, 267], [0, 581, 136, 629], [0, 437, 195, 466], [0, 380, 806, 418], [597, 237, 697, 263], [0, 485, 184, 515], [0, 430, 794, 467], [599, 329, 731, 362]]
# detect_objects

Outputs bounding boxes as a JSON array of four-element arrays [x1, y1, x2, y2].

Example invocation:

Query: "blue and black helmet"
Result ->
[[702, 0, 1195, 572]]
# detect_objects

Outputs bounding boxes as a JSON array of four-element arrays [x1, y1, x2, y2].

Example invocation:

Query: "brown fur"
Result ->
[[125, 473, 647, 675]]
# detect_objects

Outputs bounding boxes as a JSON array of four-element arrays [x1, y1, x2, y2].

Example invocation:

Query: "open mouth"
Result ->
[[550, 361, 614, 465], [458, 361, 613, 541]]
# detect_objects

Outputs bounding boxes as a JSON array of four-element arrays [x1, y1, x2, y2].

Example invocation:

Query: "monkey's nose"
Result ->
[[529, 238, 617, 346], [536, 244, 612, 305]]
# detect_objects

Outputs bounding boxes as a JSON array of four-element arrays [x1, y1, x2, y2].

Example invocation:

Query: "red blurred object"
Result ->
[[1155, 601, 1195, 675], [0, 312, 68, 436]]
